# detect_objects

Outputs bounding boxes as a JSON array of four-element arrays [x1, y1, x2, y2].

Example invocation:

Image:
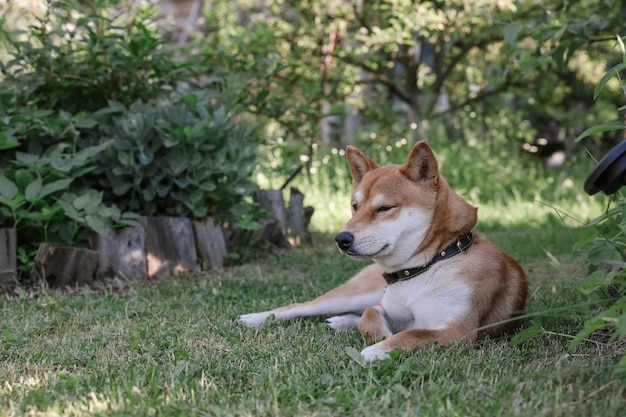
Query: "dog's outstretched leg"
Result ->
[[238, 263, 386, 328]]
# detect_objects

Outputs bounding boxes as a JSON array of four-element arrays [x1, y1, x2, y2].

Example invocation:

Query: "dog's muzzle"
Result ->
[[335, 231, 354, 252]]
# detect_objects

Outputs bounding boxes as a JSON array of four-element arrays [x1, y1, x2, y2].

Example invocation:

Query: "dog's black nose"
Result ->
[[335, 231, 354, 251]]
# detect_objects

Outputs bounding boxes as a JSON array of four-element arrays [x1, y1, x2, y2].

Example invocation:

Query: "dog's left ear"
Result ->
[[400, 141, 439, 186]]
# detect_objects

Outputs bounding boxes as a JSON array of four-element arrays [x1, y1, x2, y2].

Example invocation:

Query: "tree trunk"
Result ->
[[408, 104, 429, 144]]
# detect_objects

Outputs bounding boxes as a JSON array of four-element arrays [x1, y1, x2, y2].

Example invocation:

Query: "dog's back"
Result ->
[[465, 233, 528, 337]]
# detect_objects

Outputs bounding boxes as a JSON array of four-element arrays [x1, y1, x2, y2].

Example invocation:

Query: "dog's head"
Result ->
[[335, 141, 477, 271]]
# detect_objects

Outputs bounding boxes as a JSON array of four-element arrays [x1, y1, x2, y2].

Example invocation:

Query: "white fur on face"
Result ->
[[353, 191, 364, 206], [345, 205, 434, 271], [372, 193, 385, 208]]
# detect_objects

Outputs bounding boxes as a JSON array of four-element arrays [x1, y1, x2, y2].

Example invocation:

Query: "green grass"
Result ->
[[1, 210, 624, 416], [1, 143, 624, 416]]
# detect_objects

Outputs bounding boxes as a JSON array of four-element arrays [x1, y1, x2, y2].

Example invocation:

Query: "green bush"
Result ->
[[0, 110, 137, 241], [568, 37, 626, 371], [571, 196, 626, 348], [93, 93, 260, 222], [0, 0, 189, 114], [0, 0, 263, 279], [513, 36, 626, 372]]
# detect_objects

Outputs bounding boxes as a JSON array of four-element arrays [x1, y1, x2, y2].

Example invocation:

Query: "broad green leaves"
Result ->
[[503, 23, 524, 47], [0, 133, 19, 151], [575, 121, 626, 143], [95, 92, 259, 221], [0, 175, 18, 201], [594, 62, 626, 100], [0, 139, 133, 244]]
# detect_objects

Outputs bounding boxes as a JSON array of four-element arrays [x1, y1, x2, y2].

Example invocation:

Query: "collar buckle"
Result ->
[[457, 238, 468, 254]]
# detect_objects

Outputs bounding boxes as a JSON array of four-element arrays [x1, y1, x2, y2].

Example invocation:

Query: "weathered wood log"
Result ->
[[304, 206, 315, 230], [255, 189, 290, 247], [193, 217, 227, 270], [250, 217, 278, 244], [32, 243, 98, 287], [139, 216, 198, 279], [288, 188, 305, 246], [0, 228, 17, 289], [255, 189, 288, 233], [90, 227, 147, 280]]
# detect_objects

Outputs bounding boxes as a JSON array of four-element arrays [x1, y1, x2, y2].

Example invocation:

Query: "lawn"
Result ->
[[1, 149, 625, 416]]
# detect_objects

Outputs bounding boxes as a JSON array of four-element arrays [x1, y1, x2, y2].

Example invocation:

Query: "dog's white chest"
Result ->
[[380, 269, 471, 332]]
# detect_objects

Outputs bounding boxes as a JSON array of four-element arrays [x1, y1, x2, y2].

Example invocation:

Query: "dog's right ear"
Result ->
[[346, 146, 379, 185]]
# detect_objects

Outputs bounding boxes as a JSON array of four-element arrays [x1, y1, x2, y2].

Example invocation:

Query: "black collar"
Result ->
[[382, 232, 474, 285]]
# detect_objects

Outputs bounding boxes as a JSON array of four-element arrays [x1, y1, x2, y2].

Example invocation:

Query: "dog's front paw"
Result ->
[[238, 312, 272, 328], [326, 314, 361, 331], [360, 344, 391, 361]]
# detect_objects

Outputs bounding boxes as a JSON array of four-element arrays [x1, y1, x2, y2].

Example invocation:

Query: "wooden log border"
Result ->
[[3, 190, 314, 288], [0, 228, 17, 289]]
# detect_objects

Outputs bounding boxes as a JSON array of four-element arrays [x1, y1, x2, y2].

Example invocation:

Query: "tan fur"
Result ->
[[239, 141, 528, 360]]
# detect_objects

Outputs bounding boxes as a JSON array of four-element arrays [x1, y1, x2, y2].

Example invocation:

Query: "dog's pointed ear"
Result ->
[[346, 146, 379, 185], [400, 141, 439, 185]]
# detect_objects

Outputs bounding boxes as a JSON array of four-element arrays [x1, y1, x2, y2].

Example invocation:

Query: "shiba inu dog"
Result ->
[[239, 141, 528, 360]]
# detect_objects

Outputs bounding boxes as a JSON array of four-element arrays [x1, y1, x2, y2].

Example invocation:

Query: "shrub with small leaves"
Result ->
[[0, 0, 190, 114]]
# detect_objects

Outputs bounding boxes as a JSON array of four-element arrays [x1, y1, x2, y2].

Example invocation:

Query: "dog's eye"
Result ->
[[352, 203, 358, 212], [377, 205, 395, 213]]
